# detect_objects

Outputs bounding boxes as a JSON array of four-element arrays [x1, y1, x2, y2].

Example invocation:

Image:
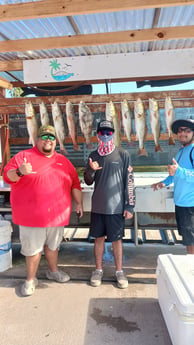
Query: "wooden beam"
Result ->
[[0, 0, 194, 22], [0, 90, 193, 115], [0, 77, 13, 89], [3, 73, 193, 85], [0, 60, 23, 71], [0, 26, 193, 53]]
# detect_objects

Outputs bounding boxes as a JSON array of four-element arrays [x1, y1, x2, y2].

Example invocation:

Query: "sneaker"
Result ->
[[46, 270, 70, 283], [21, 278, 38, 297], [115, 271, 128, 289], [90, 269, 103, 287]]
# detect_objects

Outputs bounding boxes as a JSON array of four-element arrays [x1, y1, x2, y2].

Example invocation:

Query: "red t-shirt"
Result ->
[[3, 147, 81, 227]]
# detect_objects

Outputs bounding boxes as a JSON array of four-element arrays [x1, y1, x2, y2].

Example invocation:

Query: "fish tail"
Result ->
[[155, 144, 163, 152], [138, 148, 148, 157], [127, 141, 136, 147], [73, 143, 81, 151], [59, 144, 69, 155], [86, 142, 94, 150], [168, 136, 175, 145]]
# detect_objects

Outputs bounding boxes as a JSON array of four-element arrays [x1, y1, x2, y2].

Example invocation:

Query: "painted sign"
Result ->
[[23, 49, 194, 84]]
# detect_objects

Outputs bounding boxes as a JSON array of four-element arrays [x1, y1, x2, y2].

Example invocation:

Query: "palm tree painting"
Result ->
[[49, 59, 74, 81]]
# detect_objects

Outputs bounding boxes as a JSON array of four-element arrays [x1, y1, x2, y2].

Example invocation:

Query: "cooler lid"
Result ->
[[157, 254, 194, 315]]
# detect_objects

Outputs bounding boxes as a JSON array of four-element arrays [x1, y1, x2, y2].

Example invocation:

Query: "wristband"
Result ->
[[16, 168, 24, 177]]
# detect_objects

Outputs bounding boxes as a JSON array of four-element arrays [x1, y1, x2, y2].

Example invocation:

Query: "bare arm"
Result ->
[[6, 157, 36, 182], [151, 182, 166, 191], [6, 169, 21, 182], [71, 188, 83, 218]]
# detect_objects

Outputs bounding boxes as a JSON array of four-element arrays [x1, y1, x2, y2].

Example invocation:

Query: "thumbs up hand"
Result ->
[[19, 157, 36, 175], [89, 157, 102, 171], [168, 158, 179, 176]]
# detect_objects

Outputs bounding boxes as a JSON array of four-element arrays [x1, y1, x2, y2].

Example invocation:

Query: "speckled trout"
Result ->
[[134, 98, 148, 156], [66, 101, 81, 151], [25, 101, 38, 146], [149, 98, 162, 152], [121, 99, 133, 144], [39, 102, 50, 126], [51, 101, 68, 155], [165, 96, 175, 145], [106, 101, 120, 147]]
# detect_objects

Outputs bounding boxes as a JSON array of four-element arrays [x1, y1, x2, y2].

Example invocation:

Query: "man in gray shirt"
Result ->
[[84, 120, 135, 288]]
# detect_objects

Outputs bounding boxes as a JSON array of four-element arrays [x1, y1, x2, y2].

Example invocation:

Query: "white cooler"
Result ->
[[157, 254, 194, 345]]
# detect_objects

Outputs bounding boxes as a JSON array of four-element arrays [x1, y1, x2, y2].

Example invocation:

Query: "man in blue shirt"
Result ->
[[152, 118, 194, 254]]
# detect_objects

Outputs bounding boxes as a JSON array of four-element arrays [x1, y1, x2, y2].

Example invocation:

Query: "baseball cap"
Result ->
[[38, 125, 56, 137], [171, 119, 194, 134], [97, 120, 114, 133]]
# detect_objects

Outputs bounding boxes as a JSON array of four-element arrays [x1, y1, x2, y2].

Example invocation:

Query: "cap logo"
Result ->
[[100, 121, 111, 128]]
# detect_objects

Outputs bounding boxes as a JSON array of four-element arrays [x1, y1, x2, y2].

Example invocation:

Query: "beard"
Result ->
[[181, 136, 194, 147], [42, 147, 52, 154]]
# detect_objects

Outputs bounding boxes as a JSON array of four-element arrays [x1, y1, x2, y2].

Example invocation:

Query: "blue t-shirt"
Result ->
[[162, 143, 194, 207]]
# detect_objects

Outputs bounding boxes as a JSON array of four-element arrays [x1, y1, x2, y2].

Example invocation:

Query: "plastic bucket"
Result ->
[[0, 220, 12, 272]]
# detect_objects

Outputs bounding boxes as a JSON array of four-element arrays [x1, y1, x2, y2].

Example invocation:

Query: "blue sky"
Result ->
[[92, 80, 194, 94]]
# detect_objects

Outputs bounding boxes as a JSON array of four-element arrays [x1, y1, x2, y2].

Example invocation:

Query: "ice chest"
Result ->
[[157, 254, 194, 345]]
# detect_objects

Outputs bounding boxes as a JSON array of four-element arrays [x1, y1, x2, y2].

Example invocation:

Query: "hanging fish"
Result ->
[[105, 102, 112, 122], [66, 101, 81, 151], [78, 101, 93, 149], [121, 99, 133, 144], [134, 98, 148, 157], [51, 101, 68, 155], [39, 102, 50, 126], [25, 101, 38, 147], [149, 98, 162, 152], [165, 96, 175, 145], [107, 101, 120, 147]]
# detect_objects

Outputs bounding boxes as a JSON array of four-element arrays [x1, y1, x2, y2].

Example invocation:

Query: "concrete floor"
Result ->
[[0, 241, 186, 345]]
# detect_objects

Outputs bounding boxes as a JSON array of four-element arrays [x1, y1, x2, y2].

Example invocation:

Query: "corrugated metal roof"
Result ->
[[0, 0, 193, 83]]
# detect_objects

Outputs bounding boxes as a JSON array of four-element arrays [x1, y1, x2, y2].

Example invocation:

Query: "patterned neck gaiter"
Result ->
[[98, 135, 115, 156]]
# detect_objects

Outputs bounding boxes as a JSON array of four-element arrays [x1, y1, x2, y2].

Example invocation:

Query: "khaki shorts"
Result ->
[[19, 226, 64, 256]]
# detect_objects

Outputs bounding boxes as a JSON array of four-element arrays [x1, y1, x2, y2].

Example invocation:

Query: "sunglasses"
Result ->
[[98, 129, 113, 136], [177, 128, 193, 134], [40, 134, 56, 141]]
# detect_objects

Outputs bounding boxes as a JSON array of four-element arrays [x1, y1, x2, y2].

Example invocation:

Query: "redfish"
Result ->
[[78, 101, 93, 149]]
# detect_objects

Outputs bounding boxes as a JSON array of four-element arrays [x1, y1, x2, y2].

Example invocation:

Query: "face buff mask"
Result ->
[[97, 133, 115, 156]]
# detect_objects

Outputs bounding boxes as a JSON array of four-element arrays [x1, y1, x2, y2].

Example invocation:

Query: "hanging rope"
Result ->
[[0, 114, 9, 176]]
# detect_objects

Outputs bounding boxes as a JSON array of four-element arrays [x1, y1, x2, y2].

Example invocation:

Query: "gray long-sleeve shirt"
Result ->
[[84, 147, 135, 214]]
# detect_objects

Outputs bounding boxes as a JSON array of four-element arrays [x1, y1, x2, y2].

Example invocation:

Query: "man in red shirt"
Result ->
[[3, 125, 83, 296]]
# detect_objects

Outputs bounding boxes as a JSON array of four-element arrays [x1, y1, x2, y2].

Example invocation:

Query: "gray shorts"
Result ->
[[19, 226, 64, 256]]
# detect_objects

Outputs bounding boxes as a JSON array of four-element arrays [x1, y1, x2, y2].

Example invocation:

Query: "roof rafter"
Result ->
[[0, 26, 193, 53], [0, 0, 194, 22]]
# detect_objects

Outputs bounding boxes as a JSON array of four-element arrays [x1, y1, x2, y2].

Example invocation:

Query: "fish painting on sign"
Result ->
[[134, 98, 148, 157], [78, 101, 94, 149], [25, 101, 39, 147], [51, 101, 68, 155], [165, 96, 175, 145], [66, 101, 81, 151], [149, 98, 162, 152]]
